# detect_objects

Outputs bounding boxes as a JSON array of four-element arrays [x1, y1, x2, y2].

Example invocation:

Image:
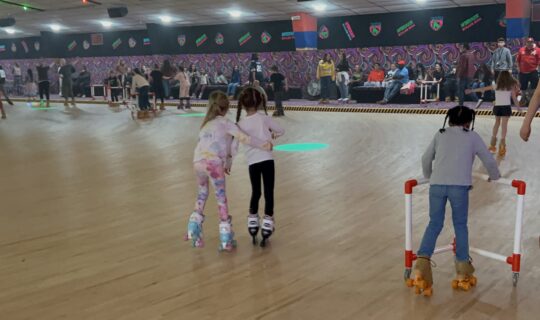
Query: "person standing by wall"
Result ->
[[12, 63, 22, 96], [249, 53, 264, 85], [227, 66, 241, 99], [150, 64, 165, 110], [490, 37, 513, 82], [161, 59, 175, 100], [456, 43, 478, 105], [336, 52, 351, 103], [58, 59, 76, 108], [269, 65, 287, 117], [316, 53, 335, 104], [516, 37, 540, 106], [0, 66, 14, 106], [36, 61, 53, 108]]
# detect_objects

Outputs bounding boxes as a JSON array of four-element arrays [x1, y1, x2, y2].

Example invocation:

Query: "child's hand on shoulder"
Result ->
[[263, 141, 273, 151]]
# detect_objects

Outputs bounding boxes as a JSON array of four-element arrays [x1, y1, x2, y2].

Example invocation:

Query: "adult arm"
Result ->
[[520, 82, 540, 141]]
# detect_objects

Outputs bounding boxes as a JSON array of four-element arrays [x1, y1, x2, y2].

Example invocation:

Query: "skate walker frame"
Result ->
[[404, 173, 526, 286]]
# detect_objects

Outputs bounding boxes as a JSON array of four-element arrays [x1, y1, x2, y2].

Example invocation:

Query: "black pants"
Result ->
[[111, 88, 121, 102], [38, 81, 50, 101], [444, 79, 457, 101], [249, 160, 275, 216], [138, 86, 151, 110], [274, 90, 285, 114], [519, 72, 539, 91]]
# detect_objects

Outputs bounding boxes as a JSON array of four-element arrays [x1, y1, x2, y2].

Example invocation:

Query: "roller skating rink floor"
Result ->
[[1, 102, 539, 319]]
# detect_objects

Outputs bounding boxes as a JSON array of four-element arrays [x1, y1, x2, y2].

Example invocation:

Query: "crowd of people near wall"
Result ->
[[1, 38, 539, 109]]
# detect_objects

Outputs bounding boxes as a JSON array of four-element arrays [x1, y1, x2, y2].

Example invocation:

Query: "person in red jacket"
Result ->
[[456, 43, 479, 105], [517, 37, 540, 106]]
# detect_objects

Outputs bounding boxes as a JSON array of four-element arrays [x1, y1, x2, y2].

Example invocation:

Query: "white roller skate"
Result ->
[[184, 212, 205, 248], [218, 219, 237, 252], [260, 215, 274, 248], [247, 214, 260, 245]]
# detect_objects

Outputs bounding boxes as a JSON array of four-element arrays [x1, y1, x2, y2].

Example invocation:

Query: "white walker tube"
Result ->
[[405, 194, 412, 252], [433, 244, 453, 255], [513, 195, 524, 255], [470, 247, 508, 263]]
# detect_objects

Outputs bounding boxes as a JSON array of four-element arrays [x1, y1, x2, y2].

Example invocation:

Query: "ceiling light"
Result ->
[[229, 10, 242, 18], [50, 24, 62, 32], [416, 0, 426, 2], [101, 20, 112, 28], [4, 28, 16, 34], [160, 15, 172, 23], [313, 3, 327, 12]]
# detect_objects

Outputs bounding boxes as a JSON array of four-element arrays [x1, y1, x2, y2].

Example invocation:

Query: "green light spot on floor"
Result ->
[[274, 143, 329, 152], [178, 113, 205, 117]]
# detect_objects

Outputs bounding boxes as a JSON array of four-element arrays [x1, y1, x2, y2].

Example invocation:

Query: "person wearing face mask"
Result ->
[[490, 38, 513, 83]]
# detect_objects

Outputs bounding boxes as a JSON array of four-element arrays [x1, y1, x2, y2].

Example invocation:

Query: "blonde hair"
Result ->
[[201, 91, 229, 128]]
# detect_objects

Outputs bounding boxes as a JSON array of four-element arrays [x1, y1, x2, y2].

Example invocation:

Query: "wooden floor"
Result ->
[[1, 103, 539, 320]]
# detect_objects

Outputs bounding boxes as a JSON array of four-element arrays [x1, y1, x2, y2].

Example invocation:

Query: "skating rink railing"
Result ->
[[403, 173, 526, 286]]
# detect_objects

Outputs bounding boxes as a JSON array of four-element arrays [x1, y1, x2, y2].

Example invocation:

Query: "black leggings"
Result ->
[[39, 81, 50, 100], [138, 86, 151, 110], [249, 160, 275, 216]]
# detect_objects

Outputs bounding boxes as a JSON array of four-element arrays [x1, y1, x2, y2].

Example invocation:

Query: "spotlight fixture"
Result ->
[[312, 3, 327, 12], [229, 10, 242, 18], [100, 20, 112, 27], [160, 15, 172, 23], [49, 24, 62, 32]]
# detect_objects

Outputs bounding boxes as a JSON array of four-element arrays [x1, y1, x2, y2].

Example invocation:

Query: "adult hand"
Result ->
[[520, 123, 531, 141]]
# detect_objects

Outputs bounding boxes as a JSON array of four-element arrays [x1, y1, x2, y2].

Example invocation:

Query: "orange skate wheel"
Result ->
[[469, 276, 477, 286], [405, 278, 414, 287], [460, 281, 470, 291], [451, 279, 459, 289], [414, 286, 421, 295], [423, 287, 433, 297]]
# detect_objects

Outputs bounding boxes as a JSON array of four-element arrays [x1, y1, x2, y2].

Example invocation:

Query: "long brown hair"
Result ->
[[495, 71, 518, 91], [201, 91, 229, 128], [236, 87, 268, 123]]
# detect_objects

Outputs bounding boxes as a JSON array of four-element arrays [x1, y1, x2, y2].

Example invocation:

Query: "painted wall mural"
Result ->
[[0, 40, 525, 92]]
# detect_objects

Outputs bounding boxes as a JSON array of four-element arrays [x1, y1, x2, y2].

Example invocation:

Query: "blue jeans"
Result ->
[[163, 79, 170, 98], [383, 80, 402, 102], [418, 185, 471, 262], [457, 78, 478, 105], [320, 76, 332, 99], [227, 82, 239, 97]]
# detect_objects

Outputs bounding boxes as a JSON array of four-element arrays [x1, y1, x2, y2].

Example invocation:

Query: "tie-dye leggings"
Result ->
[[193, 159, 230, 222]]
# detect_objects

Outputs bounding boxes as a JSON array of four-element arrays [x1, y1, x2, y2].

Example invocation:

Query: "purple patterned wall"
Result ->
[[0, 40, 524, 92]]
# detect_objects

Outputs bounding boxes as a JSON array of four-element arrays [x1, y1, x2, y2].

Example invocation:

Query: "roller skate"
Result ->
[[407, 256, 433, 297], [451, 259, 477, 291], [1, 111, 6, 119], [183, 212, 205, 248], [260, 215, 274, 248], [498, 140, 506, 157], [218, 218, 237, 252], [247, 214, 260, 245], [488, 136, 497, 154]]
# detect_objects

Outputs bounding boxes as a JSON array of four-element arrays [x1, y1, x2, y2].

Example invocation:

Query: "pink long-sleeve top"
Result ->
[[193, 116, 267, 168]]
